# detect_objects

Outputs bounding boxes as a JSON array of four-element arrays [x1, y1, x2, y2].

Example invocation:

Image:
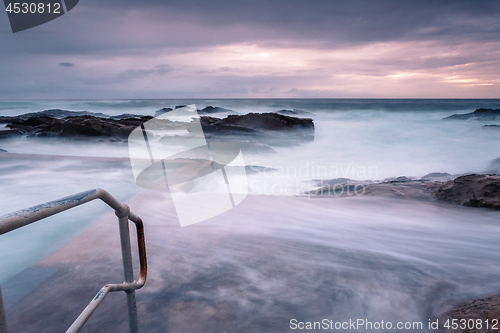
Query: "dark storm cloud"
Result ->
[[0, 0, 499, 98], [94, 0, 500, 44], [2, 0, 499, 54]]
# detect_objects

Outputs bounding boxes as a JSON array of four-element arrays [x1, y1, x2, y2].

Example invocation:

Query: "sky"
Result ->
[[1, 0, 499, 99]]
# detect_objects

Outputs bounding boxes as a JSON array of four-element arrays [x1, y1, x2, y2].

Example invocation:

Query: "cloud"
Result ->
[[0, 0, 499, 98]]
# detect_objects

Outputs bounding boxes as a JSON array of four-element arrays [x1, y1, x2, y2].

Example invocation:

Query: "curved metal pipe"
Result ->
[[0, 189, 148, 333]]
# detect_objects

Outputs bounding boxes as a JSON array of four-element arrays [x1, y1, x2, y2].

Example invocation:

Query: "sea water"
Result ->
[[0, 99, 499, 330]]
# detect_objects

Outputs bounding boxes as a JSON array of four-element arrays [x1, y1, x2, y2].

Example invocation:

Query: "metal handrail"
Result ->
[[0, 189, 147, 333]]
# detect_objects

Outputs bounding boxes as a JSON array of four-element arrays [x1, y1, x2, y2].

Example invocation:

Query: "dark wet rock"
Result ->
[[198, 117, 258, 134], [306, 178, 441, 200], [385, 176, 413, 183], [276, 109, 310, 115], [310, 178, 352, 187], [435, 174, 500, 209], [483, 124, 500, 128], [1, 111, 314, 150], [199, 106, 234, 114], [0, 129, 23, 138], [422, 172, 452, 179], [308, 174, 500, 210], [0, 110, 147, 124], [7, 115, 154, 139], [487, 158, 500, 174], [195, 113, 314, 153], [244, 165, 278, 175], [199, 113, 314, 133], [110, 113, 145, 120], [444, 108, 500, 121], [0, 148, 7, 152], [0, 109, 109, 122], [154, 108, 173, 117], [436, 295, 500, 333]]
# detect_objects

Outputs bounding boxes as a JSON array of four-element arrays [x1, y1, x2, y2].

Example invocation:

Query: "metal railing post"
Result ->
[[117, 209, 139, 333], [0, 189, 147, 333], [0, 287, 8, 333]]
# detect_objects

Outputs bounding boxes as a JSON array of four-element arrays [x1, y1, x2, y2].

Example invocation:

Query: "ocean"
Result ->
[[1, 99, 500, 332]]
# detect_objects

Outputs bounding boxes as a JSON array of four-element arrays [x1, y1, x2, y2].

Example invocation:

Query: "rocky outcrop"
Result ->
[[1, 111, 315, 150], [199, 106, 234, 114], [307, 174, 500, 210], [154, 105, 234, 117], [0, 129, 23, 138], [6, 115, 154, 139], [199, 113, 314, 133], [436, 295, 500, 333], [444, 108, 500, 121], [154, 108, 173, 117], [306, 177, 442, 200], [436, 174, 500, 209]]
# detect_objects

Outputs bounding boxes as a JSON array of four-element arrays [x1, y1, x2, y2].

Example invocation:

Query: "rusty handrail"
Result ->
[[0, 189, 147, 333]]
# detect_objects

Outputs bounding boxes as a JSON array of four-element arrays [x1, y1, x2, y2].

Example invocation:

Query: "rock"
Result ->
[[110, 113, 145, 120], [199, 113, 314, 132], [444, 108, 500, 121], [421, 172, 454, 181], [1, 111, 314, 151], [422, 172, 452, 179], [244, 165, 278, 175], [385, 176, 413, 183], [0, 148, 7, 152], [7, 115, 154, 139], [306, 174, 500, 210], [306, 178, 441, 200], [1, 109, 110, 121], [436, 295, 500, 333], [483, 125, 500, 128], [276, 109, 310, 115], [198, 117, 258, 134], [195, 113, 314, 139], [435, 174, 500, 209], [199, 106, 234, 114], [194, 113, 315, 152], [0, 129, 23, 138], [154, 108, 173, 117], [487, 158, 500, 174]]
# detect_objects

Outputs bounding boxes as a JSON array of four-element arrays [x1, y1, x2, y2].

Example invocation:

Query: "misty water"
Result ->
[[1, 99, 500, 331]]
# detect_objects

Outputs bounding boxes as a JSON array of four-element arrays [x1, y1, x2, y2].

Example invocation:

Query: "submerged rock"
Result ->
[[436, 295, 500, 333], [435, 174, 500, 209], [422, 172, 452, 179], [276, 109, 310, 115], [154, 108, 173, 117], [308, 174, 500, 210], [444, 108, 500, 121], [307, 178, 441, 200], [199, 106, 234, 114]]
